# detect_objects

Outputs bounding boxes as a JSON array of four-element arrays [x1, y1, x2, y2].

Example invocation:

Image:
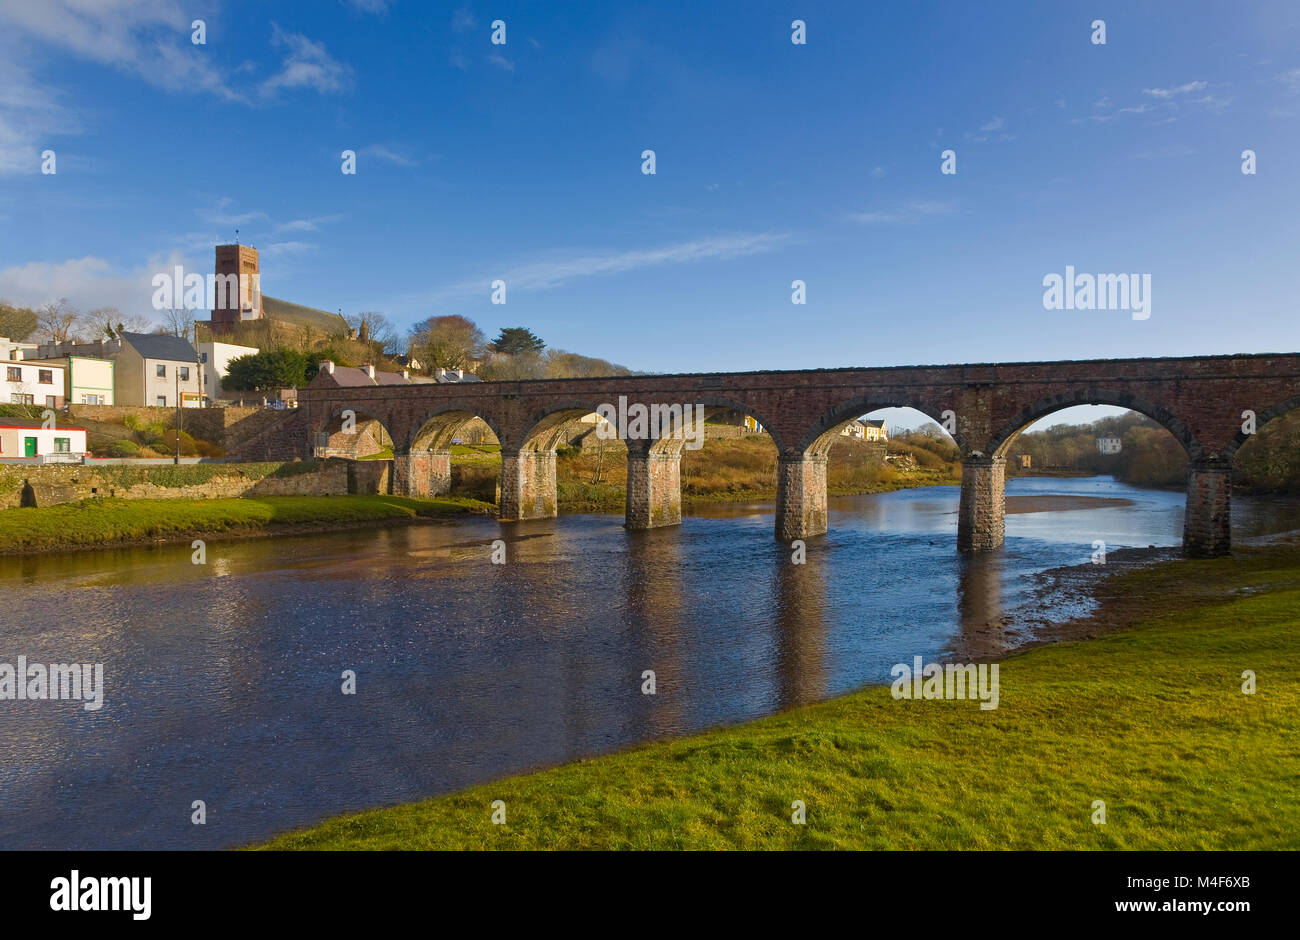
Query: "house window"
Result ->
[[45, 396, 56, 407], [10, 393, 33, 404], [200, 352, 208, 363], [6, 366, 20, 382], [81, 394, 104, 405], [156, 396, 167, 407], [179, 366, 190, 381], [156, 364, 166, 378], [54, 438, 70, 453], [38, 370, 53, 384]]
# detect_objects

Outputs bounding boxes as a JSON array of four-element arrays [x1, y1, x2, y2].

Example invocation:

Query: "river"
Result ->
[[1, 475, 1297, 849]]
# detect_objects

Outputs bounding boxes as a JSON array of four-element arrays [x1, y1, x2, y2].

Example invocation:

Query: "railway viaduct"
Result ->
[[241, 353, 1300, 557]]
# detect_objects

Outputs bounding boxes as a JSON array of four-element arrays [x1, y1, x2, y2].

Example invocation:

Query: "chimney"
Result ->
[[452, 368, 463, 381], [361, 363, 376, 380], [319, 360, 335, 374], [401, 369, 409, 381]]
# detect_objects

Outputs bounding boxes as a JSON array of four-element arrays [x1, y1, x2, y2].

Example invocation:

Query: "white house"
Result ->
[[1, 336, 39, 362], [197, 341, 259, 402], [0, 421, 88, 461], [3, 359, 67, 408]]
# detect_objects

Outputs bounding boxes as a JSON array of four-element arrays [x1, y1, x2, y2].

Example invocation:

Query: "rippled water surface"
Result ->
[[2, 476, 1296, 849]]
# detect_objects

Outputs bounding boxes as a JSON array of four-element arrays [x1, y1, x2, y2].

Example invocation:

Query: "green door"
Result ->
[[24, 437, 37, 458]]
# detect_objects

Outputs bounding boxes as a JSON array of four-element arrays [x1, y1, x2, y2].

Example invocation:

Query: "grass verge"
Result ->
[[0, 494, 492, 554], [255, 541, 1300, 850]]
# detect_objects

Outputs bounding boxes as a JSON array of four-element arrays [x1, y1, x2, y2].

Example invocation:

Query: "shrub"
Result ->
[[105, 439, 140, 457]]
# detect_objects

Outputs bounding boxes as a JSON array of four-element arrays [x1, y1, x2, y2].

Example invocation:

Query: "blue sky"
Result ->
[[1, 0, 1298, 392]]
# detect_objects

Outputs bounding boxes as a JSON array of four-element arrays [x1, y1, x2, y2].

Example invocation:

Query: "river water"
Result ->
[[1, 475, 1297, 849]]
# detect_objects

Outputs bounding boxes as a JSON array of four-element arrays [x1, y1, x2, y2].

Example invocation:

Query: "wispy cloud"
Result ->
[[1279, 68, 1300, 95], [343, 0, 392, 14], [260, 25, 353, 97], [487, 53, 514, 72], [198, 198, 269, 229], [360, 144, 420, 167], [425, 231, 787, 301], [848, 201, 957, 224], [452, 5, 477, 32], [1143, 80, 1208, 99], [275, 214, 344, 233], [967, 117, 1013, 143]]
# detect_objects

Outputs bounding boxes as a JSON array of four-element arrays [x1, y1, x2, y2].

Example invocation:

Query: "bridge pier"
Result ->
[[391, 452, 451, 498], [500, 449, 557, 521], [775, 454, 828, 541], [957, 455, 1005, 552], [625, 446, 682, 529], [1184, 458, 1231, 557]]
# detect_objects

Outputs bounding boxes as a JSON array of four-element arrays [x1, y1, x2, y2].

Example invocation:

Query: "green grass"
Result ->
[[256, 543, 1300, 850], [0, 494, 492, 553]]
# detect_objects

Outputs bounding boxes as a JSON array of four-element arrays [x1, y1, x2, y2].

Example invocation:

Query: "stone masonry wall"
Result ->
[[0, 459, 388, 509]]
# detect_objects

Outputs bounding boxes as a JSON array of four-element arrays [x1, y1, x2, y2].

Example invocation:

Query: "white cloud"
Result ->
[[487, 53, 514, 72], [1279, 68, 1300, 95], [452, 6, 476, 32], [198, 198, 269, 229], [1143, 81, 1208, 98], [967, 117, 1012, 142], [423, 232, 787, 302], [343, 0, 392, 13], [848, 201, 958, 224], [0, 253, 191, 317], [360, 144, 419, 167], [260, 25, 353, 97]]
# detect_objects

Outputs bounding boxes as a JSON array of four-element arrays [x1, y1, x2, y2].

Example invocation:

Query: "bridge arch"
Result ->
[[1222, 392, 1300, 463], [409, 406, 503, 453], [314, 405, 395, 459], [798, 396, 958, 456], [988, 388, 1202, 462]]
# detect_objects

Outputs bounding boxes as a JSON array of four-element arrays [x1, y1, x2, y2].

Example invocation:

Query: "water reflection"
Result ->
[[2, 476, 1298, 849], [771, 541, 828, 708]]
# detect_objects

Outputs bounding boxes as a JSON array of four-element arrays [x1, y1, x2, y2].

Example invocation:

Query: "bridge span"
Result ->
[[240, 353, 1300, 557]]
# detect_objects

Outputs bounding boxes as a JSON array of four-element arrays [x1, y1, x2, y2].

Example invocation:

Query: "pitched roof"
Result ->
[[861, 419, 886, 428], [120, 332, 197, 362], [261, 295, 349, 334], [310, 364, 409, 388]]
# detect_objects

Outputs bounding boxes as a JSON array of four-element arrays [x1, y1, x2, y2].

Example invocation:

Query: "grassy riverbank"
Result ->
[[0, 494, 492, 554], [257, 540, 1300, 850]]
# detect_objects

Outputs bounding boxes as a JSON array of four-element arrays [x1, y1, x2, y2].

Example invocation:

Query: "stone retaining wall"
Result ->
[[0, 458, 390, 509]]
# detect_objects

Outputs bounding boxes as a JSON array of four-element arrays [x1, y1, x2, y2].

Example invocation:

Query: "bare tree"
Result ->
[[160, 306, 196, 343], [346, 311, 399, 356], [86, 307, 157, 338], [36, 298, 80, 343]]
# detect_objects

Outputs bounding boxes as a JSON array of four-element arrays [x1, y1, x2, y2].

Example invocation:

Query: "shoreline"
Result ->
[[253, 533, 1300, 850]]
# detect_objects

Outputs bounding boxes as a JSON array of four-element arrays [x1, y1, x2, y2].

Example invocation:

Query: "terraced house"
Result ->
[[37, 332, 200, 408], [3, 359, 65, 408]]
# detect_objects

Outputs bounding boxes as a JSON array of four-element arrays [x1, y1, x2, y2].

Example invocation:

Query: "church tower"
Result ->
[[211, 243, 262, 331]]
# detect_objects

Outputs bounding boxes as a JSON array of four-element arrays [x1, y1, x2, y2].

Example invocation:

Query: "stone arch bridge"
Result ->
[[244, 354, 1300, 557]]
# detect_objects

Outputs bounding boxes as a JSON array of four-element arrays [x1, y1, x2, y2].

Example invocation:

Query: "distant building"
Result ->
[[4, 359, 65, 408], [310, 361, 411, 388], [433, 368, 482, 384], [1097, 436, 1122, 455], [37, 332, 201, 408], [197, 341, 259, 402], [208, 244, 348, 337], [0, 420, 88, 461], [1020, 454, 1032, 468], [26, 355, 115, 405], [1, 336, 38, 361], [841, 418, 888, 441]]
